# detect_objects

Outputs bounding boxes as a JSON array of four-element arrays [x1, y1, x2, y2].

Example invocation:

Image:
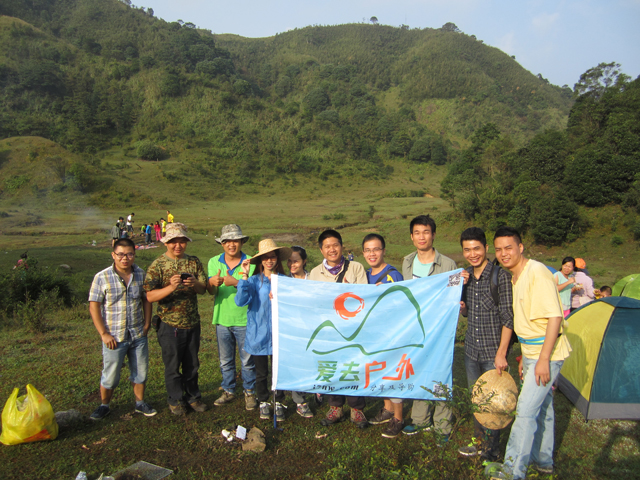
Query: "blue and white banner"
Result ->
[[272, 270, 463, 400]]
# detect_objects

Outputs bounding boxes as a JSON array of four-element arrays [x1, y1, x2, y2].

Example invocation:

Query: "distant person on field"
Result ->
[[493, 226, 571, 479], [161, 218, 167, 237], [571, 258, 594, 310], [361, 233, 405, 438], [140, 223, 147, 238], [347, 251, 354, 261], [13, 252, 28, 270], [154, 221, 162, 242], [167, 210, 174, 223], [310, 229, 369, 429], [126, 213, 135, 234], [144, 223, 208, 415], [88, 238, 156, 420], [145, 223, 153, 244], [401, 215, 457, 441], [553, 257, 575, 318], [457, 227, 514, 461], [207, 225, 257, 410], [111, 222, 121, 248]]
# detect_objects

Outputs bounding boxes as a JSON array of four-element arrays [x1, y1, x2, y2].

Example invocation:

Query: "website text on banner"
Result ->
[[272, 270, 463, 400]]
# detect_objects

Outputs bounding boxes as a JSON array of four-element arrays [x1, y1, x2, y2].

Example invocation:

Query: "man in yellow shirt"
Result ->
[[493, 226, 571, 479]]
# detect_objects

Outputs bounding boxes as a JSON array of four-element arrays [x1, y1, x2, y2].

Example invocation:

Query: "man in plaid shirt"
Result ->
[[458, 227, 514, 461], [88, 238, 154, 420]]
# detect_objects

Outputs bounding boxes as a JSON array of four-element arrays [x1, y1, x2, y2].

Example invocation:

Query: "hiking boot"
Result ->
[[259, 402, 271, 420], [214, 390, 236, 406], [369, 407, 394, 425], [534, 464, 554, 475], [350, 408, 368, 429], [244, 391, 257, 411], [402, 423, 432, 435], [189, 400, 208, 413], [320, 406, 344, 426], [296, 403, 313, 418], [134, 402, 157, 417], [275, 402, 287, 422], [169, 403, 187, 416], [381, 417, 404, 438], [90, 405, 110, 421]]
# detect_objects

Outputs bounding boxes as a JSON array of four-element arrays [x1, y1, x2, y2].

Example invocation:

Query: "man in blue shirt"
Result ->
[[362, 233, 405, 438]]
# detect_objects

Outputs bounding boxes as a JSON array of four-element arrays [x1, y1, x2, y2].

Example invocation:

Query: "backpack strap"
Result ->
[[336, 260, 350, 283], [490, 261, 501, 307]]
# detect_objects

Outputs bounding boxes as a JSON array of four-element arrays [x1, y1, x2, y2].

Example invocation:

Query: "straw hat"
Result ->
[[161, 223, 192, 243], [250, 239, 292, 264], [215, 224, 249, 244], [471, 370, 518, 430]]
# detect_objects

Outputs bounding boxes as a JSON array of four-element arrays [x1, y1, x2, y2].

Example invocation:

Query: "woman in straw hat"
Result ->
[[235, 239, 292, 422]]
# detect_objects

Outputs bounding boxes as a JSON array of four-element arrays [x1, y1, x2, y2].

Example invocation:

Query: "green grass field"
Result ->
[[1, 138, 640, 479]]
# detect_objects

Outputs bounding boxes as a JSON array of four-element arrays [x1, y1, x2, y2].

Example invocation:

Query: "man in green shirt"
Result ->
[[207, 224, 257, 410]]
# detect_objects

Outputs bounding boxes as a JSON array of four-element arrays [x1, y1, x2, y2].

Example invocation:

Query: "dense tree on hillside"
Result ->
[[441, 65, 640, 244]]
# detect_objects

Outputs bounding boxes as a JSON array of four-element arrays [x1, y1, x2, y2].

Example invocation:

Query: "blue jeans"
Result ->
[[101, 336, 149, 389], [464, 355, 501, 456], [504, 356, 564, 479], [216, 325, 255, 393]]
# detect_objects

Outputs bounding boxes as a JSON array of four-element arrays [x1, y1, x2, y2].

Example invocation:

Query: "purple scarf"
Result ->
[[324, 256, 345, 276]]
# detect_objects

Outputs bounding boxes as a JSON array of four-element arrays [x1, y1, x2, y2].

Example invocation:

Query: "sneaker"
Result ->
[[275, 402, 287, 422], [169, 403, 187, 416], [189, 400, 208, 412], [350, 408, 368, 429], [459, 437, 482, 457], [534, 464, 554, 475], [214, 390, 236, 406], [244, 391, 257, 411], [296, 403, 314, 418], [436, 434, 450, 447], [480, 450, 499, 462], [259, 402, 271, 420], [135, 402, 157, 417], [90, 405, 110, 421], [320, 406, 344, 426], [402, 423, 432, 435], [381, 417, 404, 438], [369, 407, 394, 425]]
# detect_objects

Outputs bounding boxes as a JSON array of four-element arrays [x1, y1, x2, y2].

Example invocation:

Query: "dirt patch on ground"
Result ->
[[260, 233, 306, 244]]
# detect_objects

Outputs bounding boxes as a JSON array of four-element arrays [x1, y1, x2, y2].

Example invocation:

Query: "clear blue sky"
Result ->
[[141, 0, 640, 88]]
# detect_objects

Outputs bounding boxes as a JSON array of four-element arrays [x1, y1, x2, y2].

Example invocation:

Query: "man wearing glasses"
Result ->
[[88, 238, 155, 420]]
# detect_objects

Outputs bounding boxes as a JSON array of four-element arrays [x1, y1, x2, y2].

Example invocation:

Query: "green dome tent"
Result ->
[[612, 274, 640, 300], [558, 297, 640, 420]]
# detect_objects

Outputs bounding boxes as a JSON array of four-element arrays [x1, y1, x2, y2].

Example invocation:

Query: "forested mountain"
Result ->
[[441, 64, 640, 245], [0, 0, 571, 178]]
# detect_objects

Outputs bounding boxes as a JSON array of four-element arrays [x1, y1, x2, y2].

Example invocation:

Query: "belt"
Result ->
[[517, 333, 562, 345]]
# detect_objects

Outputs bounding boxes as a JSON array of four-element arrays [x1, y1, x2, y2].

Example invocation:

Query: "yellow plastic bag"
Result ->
[[0, 384, 58, 445]]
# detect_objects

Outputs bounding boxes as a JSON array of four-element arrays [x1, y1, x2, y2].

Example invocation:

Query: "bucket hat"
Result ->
[[215, 224, 249, 244], [471, 369, 518, 430], [161, 223, 192, 243], [250, 239, 292, 265]]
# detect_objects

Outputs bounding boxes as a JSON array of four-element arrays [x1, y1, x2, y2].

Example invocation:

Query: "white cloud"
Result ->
[[532, 12, 560, 34], [495, 31, 516, 55]]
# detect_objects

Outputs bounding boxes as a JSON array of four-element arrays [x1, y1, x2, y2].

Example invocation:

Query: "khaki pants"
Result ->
[[410, 400, 453, 435]]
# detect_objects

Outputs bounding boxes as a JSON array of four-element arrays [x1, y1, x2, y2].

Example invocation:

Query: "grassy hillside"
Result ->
[[0, 0, 572, 172]]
